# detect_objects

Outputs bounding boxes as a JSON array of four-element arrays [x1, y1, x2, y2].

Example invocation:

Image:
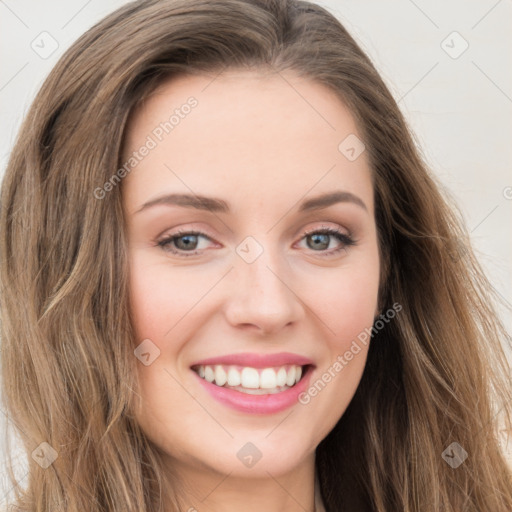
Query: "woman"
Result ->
[[1, 0, 511, 511]]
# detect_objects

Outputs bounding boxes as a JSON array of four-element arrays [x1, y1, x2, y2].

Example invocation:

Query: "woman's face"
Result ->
[[122, 70, 380, 480]]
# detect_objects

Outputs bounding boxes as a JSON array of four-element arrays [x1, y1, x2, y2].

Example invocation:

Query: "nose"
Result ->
[[223, 249, 305, 336]]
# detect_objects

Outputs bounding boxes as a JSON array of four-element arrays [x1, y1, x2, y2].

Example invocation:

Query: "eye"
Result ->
[[297, 227, 355, 255], [157, 230, 215, 256]]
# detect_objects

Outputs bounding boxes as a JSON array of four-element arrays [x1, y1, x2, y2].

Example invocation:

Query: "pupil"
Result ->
[[176, 235, 198, 250], [308, 233, 329, 250]]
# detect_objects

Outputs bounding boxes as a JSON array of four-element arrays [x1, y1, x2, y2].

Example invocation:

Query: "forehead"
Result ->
[[122, 70, 373, 215]]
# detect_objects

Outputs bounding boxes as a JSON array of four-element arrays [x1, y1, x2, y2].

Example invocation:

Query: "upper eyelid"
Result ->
[[159, 224, 348, 242]]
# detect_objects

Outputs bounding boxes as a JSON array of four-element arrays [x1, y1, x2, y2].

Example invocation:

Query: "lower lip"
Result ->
[[193, 366, 314, 414]]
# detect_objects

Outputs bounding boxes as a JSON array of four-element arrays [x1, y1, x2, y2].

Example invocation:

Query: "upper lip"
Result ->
[[190, 352, 314, 369]]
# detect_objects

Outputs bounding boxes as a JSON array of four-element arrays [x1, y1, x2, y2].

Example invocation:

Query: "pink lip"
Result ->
[[190, 351, 314, 369], [192, 364, 315, 415]]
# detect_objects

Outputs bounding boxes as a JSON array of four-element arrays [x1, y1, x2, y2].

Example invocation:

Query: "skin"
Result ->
[[122, 69, 380, 512]]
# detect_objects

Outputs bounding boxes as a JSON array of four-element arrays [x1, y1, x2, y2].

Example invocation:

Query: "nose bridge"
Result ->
[[224, 235, 304, 333]]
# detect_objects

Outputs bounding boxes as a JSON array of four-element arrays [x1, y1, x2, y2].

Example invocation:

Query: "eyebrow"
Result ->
[[135, 190, 367, 214]]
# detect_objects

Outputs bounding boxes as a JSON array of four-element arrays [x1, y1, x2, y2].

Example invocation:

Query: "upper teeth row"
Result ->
[[196, 365, 303, 389]]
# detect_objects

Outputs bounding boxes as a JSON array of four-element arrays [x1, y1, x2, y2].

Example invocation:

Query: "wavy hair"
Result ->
[[1, 0, 511, 510]]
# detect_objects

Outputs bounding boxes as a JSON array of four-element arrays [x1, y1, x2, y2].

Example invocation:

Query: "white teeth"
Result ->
[[276, 367, 287, 387], [241, 367, 259, 389], [260, 368, 277, 389], [194, 364, 305, 391], [204, 366, 215, 383], [227, 367, 241, 386], [214, 365, 227, 387], [286, 366, 296, 387]]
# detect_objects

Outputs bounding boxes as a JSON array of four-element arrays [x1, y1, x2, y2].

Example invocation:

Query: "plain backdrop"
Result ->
[[0, 0, 511, 503]]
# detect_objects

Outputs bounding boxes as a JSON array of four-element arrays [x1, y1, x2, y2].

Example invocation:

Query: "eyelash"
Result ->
[[156, 227, 356, 258]]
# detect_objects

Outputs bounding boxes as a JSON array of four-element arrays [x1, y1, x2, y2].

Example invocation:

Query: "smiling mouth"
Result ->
[[191, 364, 310, 395]]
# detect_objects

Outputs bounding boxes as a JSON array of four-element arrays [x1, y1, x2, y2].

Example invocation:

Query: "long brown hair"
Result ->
[[1, 1, 511, 510]]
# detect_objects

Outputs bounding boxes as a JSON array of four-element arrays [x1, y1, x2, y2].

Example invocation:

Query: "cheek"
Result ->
[[297, 250, 379, 388], [129, 274, 176, 342], [294, 264, 379, 440], [299, 260, 380, 345], [128, 256, 217, 343]]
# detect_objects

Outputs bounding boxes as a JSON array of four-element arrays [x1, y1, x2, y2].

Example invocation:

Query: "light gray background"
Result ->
[[1, 0, 511, 503]]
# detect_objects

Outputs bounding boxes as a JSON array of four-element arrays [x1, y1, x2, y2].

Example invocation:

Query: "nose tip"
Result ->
[[223, 259, 304, 335]]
